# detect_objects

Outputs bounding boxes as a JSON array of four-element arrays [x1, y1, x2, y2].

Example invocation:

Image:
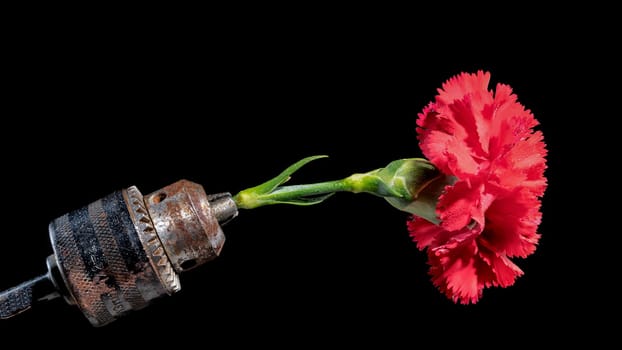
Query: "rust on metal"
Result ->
[[144, 180, 226, 272], [124, 186, 180, 295], [4, 179, 235, 326]]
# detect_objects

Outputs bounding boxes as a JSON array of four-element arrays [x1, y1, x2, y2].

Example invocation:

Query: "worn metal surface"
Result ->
[[2, 180, 237, 326], [207, 192, 238, 225], [49, 190, 169, 326], [0, 274, 55, 319], [144, 180, 228, 272], [124, 186, 180, 294]]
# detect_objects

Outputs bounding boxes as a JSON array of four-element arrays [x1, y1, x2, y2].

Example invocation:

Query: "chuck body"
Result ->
[[1, 180, 237, 326]]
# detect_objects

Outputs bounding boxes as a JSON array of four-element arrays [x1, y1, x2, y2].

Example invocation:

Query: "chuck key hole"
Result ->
[[153, 192, 167, 204]]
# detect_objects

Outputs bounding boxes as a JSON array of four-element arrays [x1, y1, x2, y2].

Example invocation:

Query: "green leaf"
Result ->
[[233, 155, 329, 209], [268, 193, 335, 206], [251, 155, 328, 194]]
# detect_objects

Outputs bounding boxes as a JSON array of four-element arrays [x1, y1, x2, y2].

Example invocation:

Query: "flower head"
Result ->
[[408, 71, 547, 304]]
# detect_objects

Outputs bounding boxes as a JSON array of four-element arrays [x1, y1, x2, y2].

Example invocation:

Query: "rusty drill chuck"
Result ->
[[0, 179, 237, 326]]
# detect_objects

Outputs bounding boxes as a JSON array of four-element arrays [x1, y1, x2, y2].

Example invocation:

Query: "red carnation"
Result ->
[[408, 71, 547, 304]]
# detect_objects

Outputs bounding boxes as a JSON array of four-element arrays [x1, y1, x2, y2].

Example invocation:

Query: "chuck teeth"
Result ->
[[125, 186, 180, 293]]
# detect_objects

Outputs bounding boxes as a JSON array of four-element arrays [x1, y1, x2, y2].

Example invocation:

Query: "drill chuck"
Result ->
[[1, 179, 237, 326]]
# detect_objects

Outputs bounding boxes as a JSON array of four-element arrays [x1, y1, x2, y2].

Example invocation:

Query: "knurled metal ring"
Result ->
[[124, 186, 181, 294]]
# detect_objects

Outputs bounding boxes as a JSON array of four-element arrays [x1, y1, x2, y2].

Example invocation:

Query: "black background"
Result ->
[[0, 12, 604, 346]]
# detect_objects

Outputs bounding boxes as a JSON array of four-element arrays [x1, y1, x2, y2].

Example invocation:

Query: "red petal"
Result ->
[[493, 130, 548, 196], [436, 71, 491, 106], [437, 180, 486, 232], [446, 93, 490, 160], [409, 71, 548, 303], [418, 74, 496, 178], [417, 105, 482, 177], [481, 190, 542, 258], [488, 83, 540, 160], [478, 245, 524, 288], [427, 231, 524, 304], [428, 237, 483, 304], [407, 217, 444, 250]]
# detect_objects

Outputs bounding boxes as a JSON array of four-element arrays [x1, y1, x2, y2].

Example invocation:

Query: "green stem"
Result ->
[[267, 179, 353, 201], [231, 155, 451, 224], [234, 178, 353, 209]]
